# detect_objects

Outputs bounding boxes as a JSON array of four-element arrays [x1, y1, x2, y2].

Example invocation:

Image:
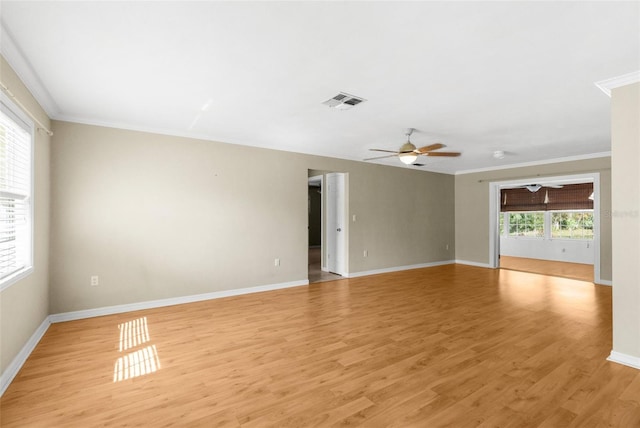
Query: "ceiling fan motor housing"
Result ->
[[400, 142, 416, 153]]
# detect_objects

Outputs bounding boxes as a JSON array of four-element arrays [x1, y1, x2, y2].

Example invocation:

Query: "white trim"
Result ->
[[0, 266, 34, 292], [49, 279, 309, 323], [455, 152, 611, 176], [0, 23, 59, 117], [595, 279, 612, 286], [1, 279, 308, 395], [39, 114, 613, 179], [607, 351, 640, 370], [0, 316, 51, 396], [595, 71, 640, 97], [592, 175, 603, 284], [346, 260, 455, 278], [308, 174, 325, 272], [0, 91, 36, 292], [488, 173, 602, 284], [454, 259, 492, 269]]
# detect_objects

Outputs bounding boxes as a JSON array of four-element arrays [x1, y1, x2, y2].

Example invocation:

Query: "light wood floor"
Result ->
[[2, 265, 639, 427], [500, 256, 594, 283]]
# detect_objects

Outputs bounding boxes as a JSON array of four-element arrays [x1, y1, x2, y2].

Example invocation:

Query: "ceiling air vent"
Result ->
[[322, 92, 366, 110]]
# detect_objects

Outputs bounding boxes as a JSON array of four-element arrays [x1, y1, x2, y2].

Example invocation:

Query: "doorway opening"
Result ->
[[308, 171, 347, 283], [489, 173, 600, 283]]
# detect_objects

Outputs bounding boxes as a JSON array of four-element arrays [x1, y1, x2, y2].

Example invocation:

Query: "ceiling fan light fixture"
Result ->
[[363, 127, 460, 164], [399, 141, 418, 164], [400, 153, 418, 164]]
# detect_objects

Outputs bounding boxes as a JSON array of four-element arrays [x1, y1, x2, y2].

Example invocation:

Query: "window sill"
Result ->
[[0, 266, 34, 292]]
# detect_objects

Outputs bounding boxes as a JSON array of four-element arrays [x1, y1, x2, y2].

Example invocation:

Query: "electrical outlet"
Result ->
[[91, 275, 99, 286], [363, 250, 368, 257], [274, 258, 280, 267], [446, 244, 449, 250]]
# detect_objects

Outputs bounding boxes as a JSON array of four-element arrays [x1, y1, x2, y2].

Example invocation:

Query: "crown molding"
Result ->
[[595, 71, 640, 97], [0, 21, 59, 117], [455, 152, 611, 175]]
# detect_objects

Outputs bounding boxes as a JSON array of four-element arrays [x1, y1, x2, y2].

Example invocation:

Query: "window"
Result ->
[[0, 95, 33, 290], [507, 212, 544, 237], [551, 211, 594, 240]]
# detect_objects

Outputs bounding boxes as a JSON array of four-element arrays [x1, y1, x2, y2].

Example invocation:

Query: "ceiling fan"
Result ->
[[364, 128, 461, 165], [515, 184, 564, 193]]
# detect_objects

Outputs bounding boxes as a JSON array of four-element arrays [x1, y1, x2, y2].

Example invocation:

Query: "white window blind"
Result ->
[[0, 99, 33, 287]]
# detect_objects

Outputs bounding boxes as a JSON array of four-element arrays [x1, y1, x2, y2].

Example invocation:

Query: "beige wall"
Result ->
[[0, 57, 51, 374], [454, 157, 612, 281], [611, 82, 640, 359], [50, 121, 455, 313]]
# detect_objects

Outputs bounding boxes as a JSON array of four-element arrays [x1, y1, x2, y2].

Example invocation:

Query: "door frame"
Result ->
[[488, 172, 601, 282], [325, 172, 348, 276], [308, 174, 324, 268]]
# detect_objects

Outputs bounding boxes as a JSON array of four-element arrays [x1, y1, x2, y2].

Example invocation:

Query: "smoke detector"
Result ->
[[322, 92, 367, 110]]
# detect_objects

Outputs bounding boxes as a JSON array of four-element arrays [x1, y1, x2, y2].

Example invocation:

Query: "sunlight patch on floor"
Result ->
[[118, 317, 151, 351], [113, 345, 161, 382], [114, 317, 161, 382]]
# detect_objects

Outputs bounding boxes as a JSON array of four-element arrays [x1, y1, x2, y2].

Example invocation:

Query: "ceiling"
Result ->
[[1, 1, 638, 174]]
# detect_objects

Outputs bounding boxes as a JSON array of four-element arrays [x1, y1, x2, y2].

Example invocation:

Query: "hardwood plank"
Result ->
[[1, 264, 638, 427]]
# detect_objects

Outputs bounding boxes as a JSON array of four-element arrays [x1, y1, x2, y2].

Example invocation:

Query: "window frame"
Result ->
[[550, 209, 594, 241], [500, 209, 595, 241], [504, 211, 545, 238], [0, 92, 35, 292]]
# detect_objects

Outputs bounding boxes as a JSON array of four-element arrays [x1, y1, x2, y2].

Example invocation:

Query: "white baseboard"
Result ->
[[595, 279, 612, 286], [1, 278, 309, 396], [454, 259, 493, 269], [50, 279, 309, 323], [346, 260, 455, 278], [1, 316, 51, 396], [607, 350, 640, 370]]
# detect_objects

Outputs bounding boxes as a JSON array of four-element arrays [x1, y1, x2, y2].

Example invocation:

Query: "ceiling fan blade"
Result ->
[[369, 149, 400, 154], [363, 154, 397, 161], [420, 152, 461, 157], [415, 143, 445, 153]]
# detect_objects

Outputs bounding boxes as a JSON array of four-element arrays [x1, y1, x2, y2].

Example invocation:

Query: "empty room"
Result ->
[[1, 1, 639, 426]]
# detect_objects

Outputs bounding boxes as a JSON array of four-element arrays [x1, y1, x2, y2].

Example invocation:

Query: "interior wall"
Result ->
[[454, 156, 612, 281], [610, 81, 640, 361], [50, 121, 455, 313], [0, 57, 51, 375], [500, 236, 594, 264]]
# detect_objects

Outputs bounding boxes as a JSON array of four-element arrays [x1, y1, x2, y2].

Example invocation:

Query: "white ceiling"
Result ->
[[1, 1, 638, 174]]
